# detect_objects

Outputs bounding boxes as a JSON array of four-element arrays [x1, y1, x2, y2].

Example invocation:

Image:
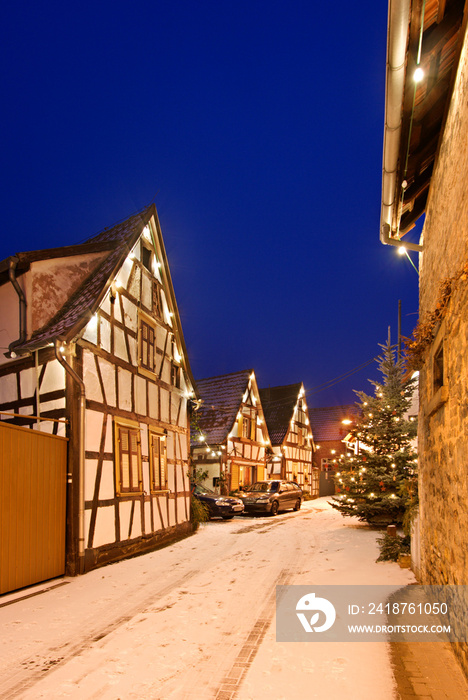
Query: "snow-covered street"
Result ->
[[0, 499, 415, 699]]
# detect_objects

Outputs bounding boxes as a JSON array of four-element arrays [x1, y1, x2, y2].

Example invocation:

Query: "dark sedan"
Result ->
[[191, 483, 244, 520], [239, 480, 303, 515]]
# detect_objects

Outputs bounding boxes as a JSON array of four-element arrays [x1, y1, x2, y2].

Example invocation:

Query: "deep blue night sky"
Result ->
[[0, 1, 419, 407]]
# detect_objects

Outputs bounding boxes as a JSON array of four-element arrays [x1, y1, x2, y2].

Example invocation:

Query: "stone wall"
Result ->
[[417, 22, 468, 675]]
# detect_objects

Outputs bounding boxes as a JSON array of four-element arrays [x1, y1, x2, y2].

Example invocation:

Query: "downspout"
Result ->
[[380, 0, 423, 252], [55, 340, 86, 574], [6, 256, 27, 357]]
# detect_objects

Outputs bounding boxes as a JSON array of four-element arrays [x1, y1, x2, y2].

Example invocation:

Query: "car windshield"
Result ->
[[246, 481, 280, 493], [192, 484, 215, 496]]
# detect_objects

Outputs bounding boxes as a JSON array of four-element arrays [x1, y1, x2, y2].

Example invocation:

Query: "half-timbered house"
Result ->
[[191, 370, 270, 493], [259, 383, 317, 495], [308, 405, 358, 496], [0, 204, 196, 592]]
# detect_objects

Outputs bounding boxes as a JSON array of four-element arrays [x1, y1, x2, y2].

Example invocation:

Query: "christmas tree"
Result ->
[[330, 340, 418, 526]]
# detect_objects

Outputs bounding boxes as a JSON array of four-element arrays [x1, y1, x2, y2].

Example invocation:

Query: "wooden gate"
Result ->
[[0, 422, 67, 595]]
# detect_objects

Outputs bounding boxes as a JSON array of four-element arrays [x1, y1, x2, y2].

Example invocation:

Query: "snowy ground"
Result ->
[[0, 498, 415, 699]]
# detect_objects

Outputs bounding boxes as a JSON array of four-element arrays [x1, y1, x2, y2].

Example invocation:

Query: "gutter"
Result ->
[[5, 257, 27, 357], [55, 340, 86, 574], [380, 0, 423, 252]]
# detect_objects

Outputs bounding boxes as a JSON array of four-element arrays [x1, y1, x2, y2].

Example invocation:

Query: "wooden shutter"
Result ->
[[150, 433, 167, 491], [231, 463, 239, 490], [118, 425, 141, 494], [237, 415, 243, 438], [140, 320, 156, 372], [250, 416, 256, 441]]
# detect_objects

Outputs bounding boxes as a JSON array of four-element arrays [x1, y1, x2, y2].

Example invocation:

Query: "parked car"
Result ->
[[239, 480, 303, 515], [191, 484, 244, 520]]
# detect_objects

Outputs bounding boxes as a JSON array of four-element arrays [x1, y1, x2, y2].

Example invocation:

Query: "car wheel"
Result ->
[[293, 499, 301, 511], [222, 515, 234, 520], [270, 501, 279, 516]]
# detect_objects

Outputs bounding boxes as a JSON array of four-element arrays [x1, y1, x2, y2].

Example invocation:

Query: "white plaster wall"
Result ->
[[177, 496, 189, 522], [39, 397, 66, 414], [82, 320, 98, 345], [113, 295, 123, 324], [119, 501, 133, 540], [20, 367, 36, 398], [98, 357, 116, 407], [148, 382, 159, 419], [104, 415, 113, 452], [118, 368, 132, 411], [168, 497, 176, 526], [100, 317, 111, 354], [128, 266, 141, 300], [155, 325, 166, 351], [115, 257, 133, 291], [85, 409, 105, 452], [127, 335, 137, 366], [160, 290, 173, 327], [93, 506, 116, 548], [121, 297, 138, 333], [100, 460, 115, 500], [41, 359, 65, 394], [135, 375, 147, 416], [83, 350, 103, 403], [85, 459, 98, 501], [144, 501, 152, 532], [142, 461, 150, 495], [161, 388, 169, 422], [18, 405, 33, 415], [113, 326, 128, 363], [100, 292, 111, 318], [142, 272, 152, 309], [130, 501, 142, 539], [0, 372, 17, 403], [171, 392, 180, 425], [153, 496, 167, 529]]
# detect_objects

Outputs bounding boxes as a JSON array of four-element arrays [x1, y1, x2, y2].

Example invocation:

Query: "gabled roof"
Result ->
[[259, 383, 302, 446], [308, 405, 357, 442], [193, 369, 253, 445], [3, 204, 196, 390]]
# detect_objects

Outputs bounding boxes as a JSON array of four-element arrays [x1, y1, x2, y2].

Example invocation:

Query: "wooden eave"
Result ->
[[391, 0, 467, 236]]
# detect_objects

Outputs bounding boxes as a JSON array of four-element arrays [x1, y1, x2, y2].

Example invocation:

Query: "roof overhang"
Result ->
[[380, 0, 467, 249]]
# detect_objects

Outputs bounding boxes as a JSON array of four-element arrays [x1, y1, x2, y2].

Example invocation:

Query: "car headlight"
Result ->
[[256, 495, 270, 501], [215, 499, 229, 505]]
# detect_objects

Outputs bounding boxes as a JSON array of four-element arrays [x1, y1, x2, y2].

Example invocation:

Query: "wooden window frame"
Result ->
[[149, 428, 168, 492], [152, 282, 162, 318], [114, 418, 143, 496], [138, 312, 157, 377]]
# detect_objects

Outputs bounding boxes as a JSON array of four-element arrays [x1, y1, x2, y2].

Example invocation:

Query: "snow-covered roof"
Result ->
[[193, 369, 252, 445], [308, 405, 357, 442]]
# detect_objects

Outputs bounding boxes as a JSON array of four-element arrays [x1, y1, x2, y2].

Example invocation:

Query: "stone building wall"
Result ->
[[417, 23, 468, 675]]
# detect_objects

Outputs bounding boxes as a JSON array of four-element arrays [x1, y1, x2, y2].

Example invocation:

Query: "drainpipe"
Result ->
[[380, 0, 423, 252], [6, 257, 27, 357], [55, 340, 86, 574]]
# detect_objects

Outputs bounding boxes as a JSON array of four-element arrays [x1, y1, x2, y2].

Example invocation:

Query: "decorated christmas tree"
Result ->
[[330, 340, 418, 526]]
